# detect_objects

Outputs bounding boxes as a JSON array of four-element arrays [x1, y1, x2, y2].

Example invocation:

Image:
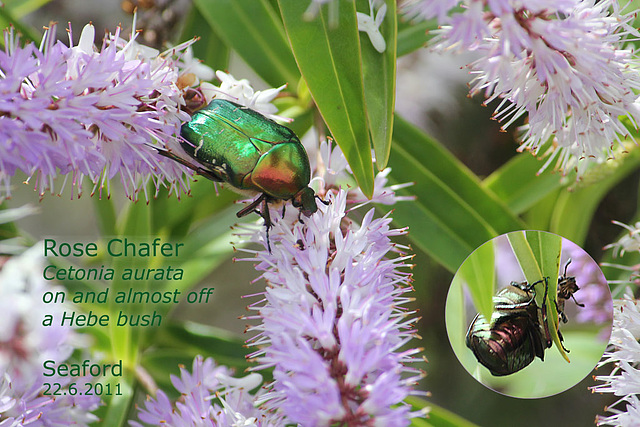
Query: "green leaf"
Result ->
[[97, 381, 134, 427], [143, 321, 249, 396], [92, 197, 117, 237], [167, 205, 243, 293], [0, 6, 40, 44], [194, 0, 299, 87], [149, 178, 237, 237], [279, 0, 375, 197], [508, 231, 568, 361], [459, 239, 495, 321], [528, 144, 640, 245], [445, 273, 468, 371], [397, 18, 434, 57], [388, 116, 525, 272], [6, 0, 52, 17], [117, 201, 151, 237], [107, 202, 154, 369], [482, 152, 573, 215], [406, 397, 479, 427], [357, 0, 396, 169], [154, 321, 247, 366], [552, 146, 640, 244]]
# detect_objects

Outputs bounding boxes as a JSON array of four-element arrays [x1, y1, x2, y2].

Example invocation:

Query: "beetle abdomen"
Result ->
[[467, 314, 539, 376], [248, 143, 311, 199]]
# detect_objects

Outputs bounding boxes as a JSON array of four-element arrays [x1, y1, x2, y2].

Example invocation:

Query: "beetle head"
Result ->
[[292, 187, 318, 217]]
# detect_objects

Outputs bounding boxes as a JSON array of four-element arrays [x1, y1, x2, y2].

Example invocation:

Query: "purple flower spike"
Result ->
[[239, 181, 425, 424], [0, 21, 209, 201]]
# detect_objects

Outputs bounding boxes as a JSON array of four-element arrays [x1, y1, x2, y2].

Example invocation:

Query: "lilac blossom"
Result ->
[[0, 21, 201, 201], [0, 244, 100, 426], [234, 142, 425, 425], [130, 355, 283, 427], [402, 0, 640, 175]]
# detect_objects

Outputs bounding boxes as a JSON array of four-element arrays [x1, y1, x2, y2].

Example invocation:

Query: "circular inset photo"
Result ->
[[445, 231, 613, 398]]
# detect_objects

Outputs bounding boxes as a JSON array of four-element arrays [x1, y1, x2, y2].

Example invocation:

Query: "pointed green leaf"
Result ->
[[406, 397, 479, 427], [508, 231, 568, 361], [388, 116, 525, 272], [550, 145, 640, 244], [357, 0, 396, 169], [279, 0, 375, 197], [194, 0, 299, 87], [459, 239, 495, 321], [482, 152, 573, 214]]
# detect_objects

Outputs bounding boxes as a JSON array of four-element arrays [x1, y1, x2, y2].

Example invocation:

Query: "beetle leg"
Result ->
[[571, 294, 585, 307], [539, 277, 553, 349], [316, 195, 330, 206], [236, 194, 274, 252], [555, 300, 569, 323], [260, 197, 272, 253], [524, 278, 544, 292], [236, 194, 266, 218]]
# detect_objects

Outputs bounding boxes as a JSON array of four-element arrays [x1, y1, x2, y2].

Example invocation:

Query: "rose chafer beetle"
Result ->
[[466, 263, 585, 376], [465, 278, 552, 376], [156, 99, 321, 249]]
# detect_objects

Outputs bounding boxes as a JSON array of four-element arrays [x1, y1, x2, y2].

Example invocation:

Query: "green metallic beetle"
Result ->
[[155, 99, 321, 248], [466, 260, 585, 376], [465, 278, 551, 376]]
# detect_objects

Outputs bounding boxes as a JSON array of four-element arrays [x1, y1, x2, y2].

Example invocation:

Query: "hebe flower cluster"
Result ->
[[235, 143, 424, 425], [131, 356, 283, 426], [403, 0, 640, 174], [0, 244, 100, 426], [0, 21, 200, 201], [593, 292, 640, 426], [592, 220, 640, 425]]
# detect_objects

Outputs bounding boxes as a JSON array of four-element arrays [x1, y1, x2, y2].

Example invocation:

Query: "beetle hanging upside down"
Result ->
[[466, 278, 551, 376], [154, 99, 323, 250], [466, 261, 584, 377]]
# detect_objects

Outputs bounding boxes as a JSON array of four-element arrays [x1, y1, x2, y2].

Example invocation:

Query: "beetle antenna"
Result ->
[[563, 258, 572, 277]]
